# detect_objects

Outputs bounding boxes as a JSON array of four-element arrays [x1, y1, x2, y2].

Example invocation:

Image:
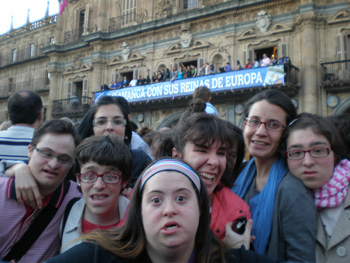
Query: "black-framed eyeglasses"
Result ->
[[78, 171, 122, 184], [92, 118, 126, 127], [286, 148, 332, 160], [245, 117, 285, 132], [35, 148, 73, 165]]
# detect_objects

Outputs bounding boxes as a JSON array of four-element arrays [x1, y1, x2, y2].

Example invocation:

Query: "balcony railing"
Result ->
[[0, 78, 49, 98], [52, 96, 93, 117], [320, 60, 350, 84], [63, 29, 84, 45], [0, 47, 46, 67]]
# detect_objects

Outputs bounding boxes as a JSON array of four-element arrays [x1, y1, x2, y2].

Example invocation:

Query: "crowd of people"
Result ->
[[101, 54, 291, 91], [0, 86, 348, 263]]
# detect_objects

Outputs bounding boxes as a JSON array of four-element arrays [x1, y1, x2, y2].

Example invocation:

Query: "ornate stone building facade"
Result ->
[[0, 0, 349, 129]]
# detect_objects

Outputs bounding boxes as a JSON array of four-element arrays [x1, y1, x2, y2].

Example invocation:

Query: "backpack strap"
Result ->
[[60, 197, 80, 238], [3, 180, 71, 262]]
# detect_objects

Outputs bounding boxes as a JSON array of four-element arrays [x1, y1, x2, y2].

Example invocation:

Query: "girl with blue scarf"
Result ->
[[232, 90, 317, 262]]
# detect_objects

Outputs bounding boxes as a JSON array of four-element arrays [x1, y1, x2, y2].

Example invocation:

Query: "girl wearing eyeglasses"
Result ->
[[284, 113, 350, 263], [232, 90, 317, 262], [60, 135, 133, 253]]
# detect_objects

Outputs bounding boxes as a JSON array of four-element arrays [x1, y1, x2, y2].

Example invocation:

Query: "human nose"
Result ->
[[93, 177, 106, 190], [207, 151, 220, 167], [163, 200, 178, 217], [302, 152, 315, 167], [255, 121, 268, 135], [47, 157, 60, 169], [105, 120, 114, 130]]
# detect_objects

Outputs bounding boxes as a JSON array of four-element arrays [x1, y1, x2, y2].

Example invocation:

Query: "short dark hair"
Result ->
[[75, 135, 133, 185], [31, 119, 81, 148], [327, 114, 350, 156], [193, 86, 211, 102], [77, 96, 132, 145], [284, 113, 347, 165], [8, 90, 42, 125]]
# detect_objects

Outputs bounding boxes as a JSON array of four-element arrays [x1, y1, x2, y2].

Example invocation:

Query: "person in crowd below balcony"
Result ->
[[101, 83, 110, 91], [236, 60, 243, 70], [193, 86, 217, 116], [71, 92, 79, 109], [0, 90, 43, 164], [137, 76, 146, 86], [110, 82, 116, 89], [204, 62, 211, 75], [224, 62, 232, 72], [120, 76, 129, 89], [163, 68, 171, 81], [186, 65, 192, 78], [191, 64, 198, 77], [245, 59, 253, 69], [44, 158, 289, 263], [172, 113, 251, 244], [129, 76, 138, 87], [284, 113, 350, 263], [271, 56, 278, 66], [151, 72, 157, 83], [260, 53, 271, 67], [253, 58, 260, 68], [177, 66, 184, 79], [170, 66, 178, 81], [208, 64, 216, 74], [231, 89, 317, 262], [60, 135, 133, 253], [157, 70, 164, 82], [115, 79, 122, 89], [77, 96, 152, 188]]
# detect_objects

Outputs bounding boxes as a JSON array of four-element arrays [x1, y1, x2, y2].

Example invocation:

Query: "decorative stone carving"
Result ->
[[121, 42, 131, 60], [180, 23, 193, 48], [256, 10, 271, 33], [155, 0, 172, 19]]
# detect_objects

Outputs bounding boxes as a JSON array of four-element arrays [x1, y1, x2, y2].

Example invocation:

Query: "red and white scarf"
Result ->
[[314, 159, 350, 209]]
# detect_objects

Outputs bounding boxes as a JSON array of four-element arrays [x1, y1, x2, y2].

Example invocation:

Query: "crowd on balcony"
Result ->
[[100, 54, 292, 91]]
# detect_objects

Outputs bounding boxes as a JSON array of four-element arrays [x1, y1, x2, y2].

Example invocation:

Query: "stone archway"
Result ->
[[156, 111, 183, 130], [212, 54, 224, 72], [332, 97, 350, 115]]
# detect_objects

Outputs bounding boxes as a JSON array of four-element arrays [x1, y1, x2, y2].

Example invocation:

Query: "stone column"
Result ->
[[98, 0, 108, 32], [301, 16, 319, 114], [47, 69, 60, 119]]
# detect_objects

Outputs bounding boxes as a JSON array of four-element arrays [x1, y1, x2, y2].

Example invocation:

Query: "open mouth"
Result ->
[[199, 173, 215, 183], [91, 195, 108, 200], [252, 140, 268, 146], [165, 224, 179, 230]]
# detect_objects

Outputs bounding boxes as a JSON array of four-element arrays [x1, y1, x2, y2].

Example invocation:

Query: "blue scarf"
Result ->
[[231, 157, 288, 254]]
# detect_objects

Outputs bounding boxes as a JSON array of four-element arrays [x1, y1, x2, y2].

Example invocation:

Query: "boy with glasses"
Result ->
[[0, 120, 81, 263]]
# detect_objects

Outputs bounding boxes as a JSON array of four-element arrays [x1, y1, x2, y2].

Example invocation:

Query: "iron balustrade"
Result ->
[[52, 96, 93, 117], [320, 60, 350, 83]]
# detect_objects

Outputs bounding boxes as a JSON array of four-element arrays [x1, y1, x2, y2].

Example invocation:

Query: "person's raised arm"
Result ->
[[5, 163, 42, 209]]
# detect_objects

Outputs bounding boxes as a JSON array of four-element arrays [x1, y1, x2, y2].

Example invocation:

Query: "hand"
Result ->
[[121, 187, 133, 199], [13, 164, 42, 209], [224, 219, 254, 249]]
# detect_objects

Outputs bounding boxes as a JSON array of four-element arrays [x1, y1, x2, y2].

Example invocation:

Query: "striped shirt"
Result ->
[[0, 125, 34, 163], [0, 177, 82, 263]]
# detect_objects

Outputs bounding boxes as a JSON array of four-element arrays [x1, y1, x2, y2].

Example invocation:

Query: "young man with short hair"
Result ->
[[0, 120, 82, 263]]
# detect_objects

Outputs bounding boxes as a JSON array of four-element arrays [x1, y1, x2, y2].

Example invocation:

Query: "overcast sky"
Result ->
[[0, 0, 59, 35]]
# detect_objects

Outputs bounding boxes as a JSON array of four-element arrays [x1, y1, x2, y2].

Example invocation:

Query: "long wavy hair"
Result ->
[[80, 158, 229, 263]]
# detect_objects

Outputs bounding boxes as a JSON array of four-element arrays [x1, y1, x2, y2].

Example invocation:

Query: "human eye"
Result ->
[[248, 117, 259, 126], [40, 150, 53, 158], [267, 120, 281, 129], [288, 150, 304, 159], [112, 119, 124, 126], [94, 118, 107, 126], [151, 197, 162, 205], [58, 155, 72, 164], [175, 195, 187, 203], [311, 148, 328, 157], [104, 172, 120, 183], [81, 172, 97, 182]]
